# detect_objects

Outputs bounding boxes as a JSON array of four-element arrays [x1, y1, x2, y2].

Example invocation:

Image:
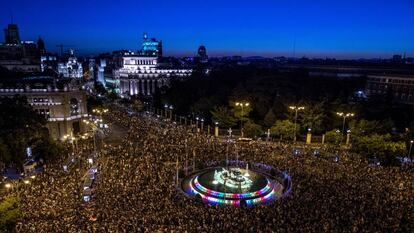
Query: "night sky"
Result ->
[[1, 0, 413, 58]]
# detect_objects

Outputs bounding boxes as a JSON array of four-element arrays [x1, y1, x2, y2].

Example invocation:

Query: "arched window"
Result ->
[[70, 98, 79, 116]]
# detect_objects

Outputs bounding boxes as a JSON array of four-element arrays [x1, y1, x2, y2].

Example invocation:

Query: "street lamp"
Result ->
[[5, 183, 11, 189], [409, 140, 413, 160], [195, 117, 200, 130], [164, 104, 173, 119], [235, 102, 250, 138], [289, 106, 305, 142], [336, 112, 354, 144]]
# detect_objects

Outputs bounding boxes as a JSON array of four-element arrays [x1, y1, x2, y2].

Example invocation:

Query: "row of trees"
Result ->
[[160, 67, 414, 164]]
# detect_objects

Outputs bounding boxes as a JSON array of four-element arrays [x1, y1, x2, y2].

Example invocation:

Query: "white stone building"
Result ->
[[114, 54, 192, 97]]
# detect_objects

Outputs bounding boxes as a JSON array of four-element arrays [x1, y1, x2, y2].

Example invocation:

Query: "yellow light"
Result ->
[[30, 175, 36, 179], [24, 180, 30, 184], [235, 102, 240, 106], [5, 183, 11, 188], [245, 103, 250, 106]]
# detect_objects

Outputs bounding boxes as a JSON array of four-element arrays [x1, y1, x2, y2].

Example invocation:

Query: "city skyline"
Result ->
[[1, 0, 414, 58]]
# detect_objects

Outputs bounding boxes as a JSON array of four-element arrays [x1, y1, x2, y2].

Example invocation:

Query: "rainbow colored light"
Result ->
[[188, 174, 277, 206]]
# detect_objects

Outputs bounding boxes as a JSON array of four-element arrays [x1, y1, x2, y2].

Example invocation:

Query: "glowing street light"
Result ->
[[5, 183, 11, 189], [23, 180, 30, 184], [92, 108, 109, 115], [235, 102, 250, 138], [164, 104, 173, 119], [336, 112, 354, 145], [409, 140, 413, 160], [289, 106, 305, 142]]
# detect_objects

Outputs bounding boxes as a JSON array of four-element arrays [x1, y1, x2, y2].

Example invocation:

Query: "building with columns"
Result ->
[[113, 53, 192, 97], [0, 76, 88, 140]]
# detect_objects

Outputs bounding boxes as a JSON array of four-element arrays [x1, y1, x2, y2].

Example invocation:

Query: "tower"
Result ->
[[4, 24, 20, 44], [197, 45, 208, 63], [37, 37, 46, 55]]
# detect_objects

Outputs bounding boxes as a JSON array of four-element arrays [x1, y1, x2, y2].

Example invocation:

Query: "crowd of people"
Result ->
[[12, 104, 414, 232]]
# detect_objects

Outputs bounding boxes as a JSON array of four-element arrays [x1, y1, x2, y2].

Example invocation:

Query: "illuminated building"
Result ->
[[366, 74, 414, 104], [140, 33, 162, 57], [88, 59, 95, 80], [58, 50, 83, 79], [0, 76, 88, 140], [97, 59, 107, 86], [113, 49, 192, 97], [40, 54, 57, 72]]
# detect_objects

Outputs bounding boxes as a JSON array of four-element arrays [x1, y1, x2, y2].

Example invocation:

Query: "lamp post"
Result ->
[[336, 112, 354, 144], [289, 106, 305, 143], [169, 105, 174, 120], [195, 117, 199, 131], [266, 129, 271, 142], [235, 102, 250, 138], [408, 140, 413, 160]]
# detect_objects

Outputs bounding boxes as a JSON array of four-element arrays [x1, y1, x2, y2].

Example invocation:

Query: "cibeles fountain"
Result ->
[[180, 161, 291, 206], [212, 166, 253, 191]]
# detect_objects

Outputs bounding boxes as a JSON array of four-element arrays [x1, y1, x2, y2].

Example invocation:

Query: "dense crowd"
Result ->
[[13, 104, 414, 232]]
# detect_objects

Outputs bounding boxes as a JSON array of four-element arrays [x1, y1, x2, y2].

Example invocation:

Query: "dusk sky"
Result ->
[[1, 0, 414, 58]]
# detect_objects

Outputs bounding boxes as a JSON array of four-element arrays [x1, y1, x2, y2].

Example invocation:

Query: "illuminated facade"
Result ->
[[140, 33, 162, 57], [114, 53, 192, 97], [0, 77, 88, 140], [366, 74, 414, 104], [97, 59, 106, 86], [58, 50, 83, 79]]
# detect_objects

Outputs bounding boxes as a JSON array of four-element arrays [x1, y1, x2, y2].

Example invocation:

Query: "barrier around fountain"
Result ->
[[180, 161, 292, 206]]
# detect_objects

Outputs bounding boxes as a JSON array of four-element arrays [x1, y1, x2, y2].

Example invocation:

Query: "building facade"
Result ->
[[4, 24, 20, 45], [113, 53, 192, 97], [366, 74, 414, 104], [0, 77, 88, 140], [140, 33, 162, 57], [0, 24, 49, 72], [58, 50, 83, 79]]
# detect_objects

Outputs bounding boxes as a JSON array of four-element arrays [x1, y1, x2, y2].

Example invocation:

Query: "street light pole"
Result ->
[[235, 102, 250, 138], [408, 140, 413, 160], [289, 106, 304, 143], [336, 112, 354, 144]]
